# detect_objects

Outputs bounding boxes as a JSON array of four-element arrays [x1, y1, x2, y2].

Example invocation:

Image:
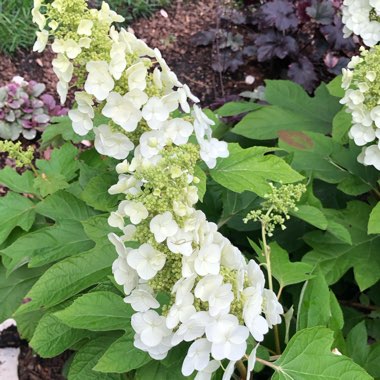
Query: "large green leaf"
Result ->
[[303, 202, 380, 291], [94, 331, 151, 373], [55, 291, 132, 331], [0, 167, 35, 194], [272, 327, 372, 380], [297, 271, 331, 330], [81, 215, 118, 243], [81, 173, 119, 212], [33, 172, 70, 197], [368, 202, 380, 235], [1, 219, 94, 272], [210, 144, 303, 197], [291, 205, 328, 230], [68, 335, 123, 380], [30, 313, 91, 358], [266, 243, 314, 288], [232, 81, 340, 140], [0, 263, 44, 321], [346, 321, 380, 378], [15, 243, 116, 314], [36, 142, 79, 182], [36, 190, 97, 221], [215, 101, 261, 117], [0, 192, 35, 245]]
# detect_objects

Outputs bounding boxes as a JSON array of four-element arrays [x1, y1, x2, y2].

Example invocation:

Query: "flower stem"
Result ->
[[255, 357, 281, 372], [236, 360, 247, 380], [261, 207, 281, 355]]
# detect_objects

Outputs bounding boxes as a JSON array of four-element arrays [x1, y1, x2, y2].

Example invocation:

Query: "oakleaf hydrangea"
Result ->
[[32, 1, 284, 378], [341, 46, 380, 170]]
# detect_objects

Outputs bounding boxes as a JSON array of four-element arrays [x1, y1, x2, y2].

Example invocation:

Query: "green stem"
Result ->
[[236, 360, 247, 380], [261, 207, 281, 355], [255, 357, 281, 372]]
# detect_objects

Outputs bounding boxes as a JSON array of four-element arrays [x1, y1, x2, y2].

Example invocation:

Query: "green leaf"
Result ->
[[36, 190, 97, 221], [41, 116, 95, 148], [327, 75, 344, 98], [15, 309, 45, 341], [332, 108, 351, 144], [0, 167, 35, 194], [291, 205, 328, 230], [267, 243, 314, 288], [368, 202, 380, 235], [337, 175, 372, 196], [94, 331, 151, 373], [30, 313, 90, 358], [81, 215, 118, 242], [194, 165, 207, 202], [36, 142, 79, 182], [272, 327, 372, 379], [136, 359, 188, 380], [303, 201, 380, 291], [33, 173, 69, 197], [1, 219, 94, 272], [0, 264, 44, 321], [297, 271, 331, 330], [15, 243, 116, 314], [215, 101, 261, 117], [347, 321, 380, 378], [81, 173, 119, 212], [210, 144, 303, 197], [232, 81, 340, 140], [219, 190, 259, 231], [279, 132, 349, 184], [55, 291, 132, 331], [68, 335, 123, 380], [0, 192, 35, 245]]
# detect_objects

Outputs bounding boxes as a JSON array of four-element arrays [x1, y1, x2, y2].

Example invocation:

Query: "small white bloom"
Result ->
[[52, 54, 73, 83], [127, 243, 166, 280], [64, 39, 82, 59], [194, 360, 220, 380], [125, 89, 149, 109], [33, 30, 49, 53], [85, 61, 114, 101], [112, 251, 139, 295], [139, 130, 167, 158], [94, 124, 134, 159], [208, 283, 234, 317], [262, 289, 283, 328], [121, 201, 149, 224], [108, 174, 142, 196], [102, 92, 142, 132], [166, 293, 196, 329], [164, 118, 193, 145], [126, 62, 148, 91], [167, 228, 194, 256], [206, 314, 249, 361], [124, 287, 160, 312], [78, 19, 94, 36], [142, 97, 170, 129], [131, 310, 171, 348], [108, 211, 125, 230], [68, 109, 93, 136], [348, 124, 376, 146], [194, 244, 221, 276], [150, 211, 179, 243], [194, 275, 223, 302], [182, 339, 212, 376]]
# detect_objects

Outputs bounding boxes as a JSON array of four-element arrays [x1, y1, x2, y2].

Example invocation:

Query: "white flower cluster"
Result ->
[[341, 48, 380, 170], [342, 0, 380, 46], [33, 1, 283, 378]]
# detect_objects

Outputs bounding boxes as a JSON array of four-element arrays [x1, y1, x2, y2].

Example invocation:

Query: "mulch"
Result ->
[[0, 326, 70, 380]]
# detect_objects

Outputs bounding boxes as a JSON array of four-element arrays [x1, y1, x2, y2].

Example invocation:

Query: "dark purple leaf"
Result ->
[[219, 32, 244, 52], [288, 56, 318, 92], [306, 0, 334, 25], [261, 0, 299, 31], [191, 30, 216, 47], [255, 31, 298, 61], [321, 15, 356, 50], [243, 45, 257, 57], [326, 56, 350, 75]]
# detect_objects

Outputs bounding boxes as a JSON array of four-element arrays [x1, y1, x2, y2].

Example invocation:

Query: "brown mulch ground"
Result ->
[[0, 0, 260, 106], [0, 325, 70, 380]]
